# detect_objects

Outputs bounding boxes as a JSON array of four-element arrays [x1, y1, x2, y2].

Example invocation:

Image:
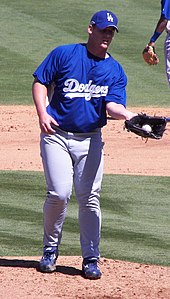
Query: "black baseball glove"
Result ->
[[124, 113, 167, 139]]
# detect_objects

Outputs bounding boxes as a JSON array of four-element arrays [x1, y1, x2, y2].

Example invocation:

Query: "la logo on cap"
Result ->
[[90, 10, 119, 32], [107, 13, 114, 22]]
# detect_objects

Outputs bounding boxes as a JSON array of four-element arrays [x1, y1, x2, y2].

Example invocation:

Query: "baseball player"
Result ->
[[143, 0, 170, 86], [32, 10, 136, 279]]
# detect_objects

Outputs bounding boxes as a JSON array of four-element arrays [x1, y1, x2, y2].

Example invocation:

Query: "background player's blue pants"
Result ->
[[40, 127, 104, 259]]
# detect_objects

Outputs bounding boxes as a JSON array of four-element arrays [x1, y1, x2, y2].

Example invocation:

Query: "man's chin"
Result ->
[[101, 43, 109, 49]]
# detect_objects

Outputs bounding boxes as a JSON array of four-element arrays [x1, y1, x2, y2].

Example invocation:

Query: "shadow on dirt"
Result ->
[[0, 258, 39, 269], [0, 258, 82, 276]]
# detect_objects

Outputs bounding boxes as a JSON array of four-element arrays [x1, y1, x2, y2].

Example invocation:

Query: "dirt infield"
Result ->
[[0, 105, 170, 299], [1, 105, 170, 175]]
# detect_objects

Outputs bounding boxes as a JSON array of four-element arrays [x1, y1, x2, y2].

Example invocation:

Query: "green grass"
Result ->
[[0, 0, 169, 106], [100, 175, 170, 266], [0, 171, 45, 256], [0, 171, 170, 266]]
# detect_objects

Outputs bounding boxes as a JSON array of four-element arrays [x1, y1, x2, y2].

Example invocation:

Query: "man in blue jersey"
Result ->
[[32, 10, 136, 279], [143, 0, 170, 86]]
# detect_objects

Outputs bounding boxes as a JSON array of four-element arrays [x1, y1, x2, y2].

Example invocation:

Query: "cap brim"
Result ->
[[96, 23, 119, 32]]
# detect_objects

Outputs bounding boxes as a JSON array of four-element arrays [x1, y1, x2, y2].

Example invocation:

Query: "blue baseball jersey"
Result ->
[[33, 43, 127, 133], [161, 0, 170, 19]]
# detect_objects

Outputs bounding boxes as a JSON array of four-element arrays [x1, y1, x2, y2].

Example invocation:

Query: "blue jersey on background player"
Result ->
[[161, 0, 170, 19], [143, 0, 170, 86]]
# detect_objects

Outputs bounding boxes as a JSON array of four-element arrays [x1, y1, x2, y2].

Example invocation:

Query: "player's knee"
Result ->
[[47, 189, 71, 202]]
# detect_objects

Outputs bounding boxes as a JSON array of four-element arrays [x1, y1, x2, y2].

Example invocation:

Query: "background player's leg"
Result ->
[[164, 33, 170, 86]]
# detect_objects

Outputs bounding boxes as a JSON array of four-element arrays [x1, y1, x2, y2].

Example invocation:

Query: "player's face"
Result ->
[[88, 25, 115, 53]]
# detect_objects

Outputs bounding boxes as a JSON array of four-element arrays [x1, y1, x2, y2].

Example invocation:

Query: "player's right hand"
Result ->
[[39, 114, 59, 134]]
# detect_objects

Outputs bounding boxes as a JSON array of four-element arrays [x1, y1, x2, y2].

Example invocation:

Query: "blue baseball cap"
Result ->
[[90, 10, 119, 32]]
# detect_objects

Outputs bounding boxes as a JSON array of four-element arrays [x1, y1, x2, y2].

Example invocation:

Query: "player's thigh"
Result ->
[[40, 133, 73, 198], [74, 132, 104, 197]]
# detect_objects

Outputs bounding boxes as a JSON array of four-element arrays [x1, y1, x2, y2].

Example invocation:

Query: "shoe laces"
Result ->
[[84, 258, 102, 267], [43, 251, 56, 261]]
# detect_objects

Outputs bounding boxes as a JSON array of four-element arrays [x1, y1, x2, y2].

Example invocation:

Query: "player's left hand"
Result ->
[[142, 45, 159, 65], [124, 113, 167, 139]]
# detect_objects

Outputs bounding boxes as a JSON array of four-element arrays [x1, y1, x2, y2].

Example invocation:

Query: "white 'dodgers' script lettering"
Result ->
[[63, 79, 108, 101]]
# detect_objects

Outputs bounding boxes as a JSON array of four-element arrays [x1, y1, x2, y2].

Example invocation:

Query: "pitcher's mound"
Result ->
[[0, 256, 170, 298]]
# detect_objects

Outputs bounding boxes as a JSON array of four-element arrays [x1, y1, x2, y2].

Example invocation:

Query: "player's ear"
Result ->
[[88, 24, 93, 34]]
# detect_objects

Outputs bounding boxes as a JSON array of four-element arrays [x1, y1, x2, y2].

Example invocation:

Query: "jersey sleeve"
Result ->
[[161, 0, 170, 19], [33, 47, 62, 85], [104, 62, 127, 107]]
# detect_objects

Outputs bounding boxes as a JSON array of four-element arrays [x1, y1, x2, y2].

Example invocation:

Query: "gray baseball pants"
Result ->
[[40, 127, 104, 259], [164, 32, 170, 86]]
